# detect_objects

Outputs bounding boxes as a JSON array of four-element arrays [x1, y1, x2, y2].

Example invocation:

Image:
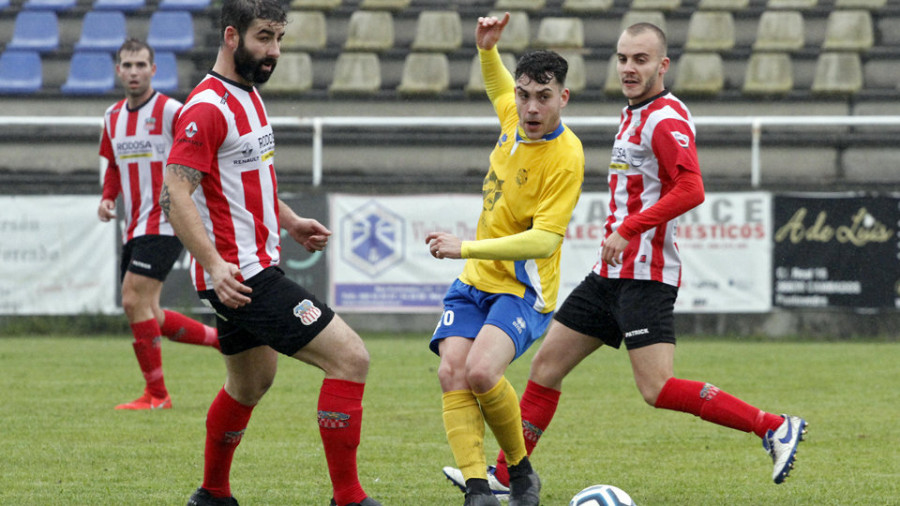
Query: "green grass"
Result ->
[[1, 334, 898, 505]]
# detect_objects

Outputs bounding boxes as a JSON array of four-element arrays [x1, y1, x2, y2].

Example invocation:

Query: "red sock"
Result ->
[[494, 380, 561, 487], [318, 379, 367, 506], [161, 310, 219, 350], [655, 378, 784, 438], [130, 319, 167, 398], [202, 388, 254, 499]]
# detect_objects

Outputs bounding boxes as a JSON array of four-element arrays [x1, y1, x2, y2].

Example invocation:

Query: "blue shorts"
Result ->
[[429, 279, 553, 360]]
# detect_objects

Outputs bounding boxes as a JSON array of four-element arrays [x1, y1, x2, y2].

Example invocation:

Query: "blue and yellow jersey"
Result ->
[[459, 47, 585, 313]]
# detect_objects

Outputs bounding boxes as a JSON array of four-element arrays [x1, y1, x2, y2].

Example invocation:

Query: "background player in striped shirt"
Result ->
[[98, 39, 220, 411], [428, 13, 584, 506], [468, 22, 808, 490], [160, 1, 380, 505]]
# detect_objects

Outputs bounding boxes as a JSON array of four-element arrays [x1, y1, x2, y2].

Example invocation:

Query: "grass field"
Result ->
[[1, 333, 898, 505]]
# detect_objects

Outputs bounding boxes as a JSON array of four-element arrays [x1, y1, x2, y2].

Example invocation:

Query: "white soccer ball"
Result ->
[[569, 484, 636, 506]]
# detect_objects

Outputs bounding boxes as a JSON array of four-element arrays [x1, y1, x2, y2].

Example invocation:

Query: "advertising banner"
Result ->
[[773, 193, 899, 309], [0, 195, 117, 314], [329, 192, 773, 313]]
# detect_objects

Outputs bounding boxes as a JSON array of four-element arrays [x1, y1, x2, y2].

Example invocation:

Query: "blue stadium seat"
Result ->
[[158, 0, 210, 12], [7, 11, 60, 53], [0, 0, 10, 10], [22, 0, 76, 11], [61, 51, 115, 94], [152, 51, 178, 93], [0, 50, 43, 94], [93, 0, 145, 11], [146, 11, 195, 53], [75, 11, 127, 52]]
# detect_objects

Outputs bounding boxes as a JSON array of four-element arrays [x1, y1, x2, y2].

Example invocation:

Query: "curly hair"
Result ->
[[514, 50, 568, 87]]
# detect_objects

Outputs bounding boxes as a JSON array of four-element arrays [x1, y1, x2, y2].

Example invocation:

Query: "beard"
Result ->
[[234, 38, 277, 84]]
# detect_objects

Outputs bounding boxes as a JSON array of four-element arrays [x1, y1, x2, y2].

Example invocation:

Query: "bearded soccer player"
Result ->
[[160, 1, 381, 505], [445, 23, 808, 495], [98, 38, 220, 411], [427, 12, 584, 506]]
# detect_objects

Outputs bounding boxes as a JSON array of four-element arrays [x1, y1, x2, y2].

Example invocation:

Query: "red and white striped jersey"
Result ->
[[167, 72, 279, 291], [100, 91, 181, 242], [594, 90, 705, 287]]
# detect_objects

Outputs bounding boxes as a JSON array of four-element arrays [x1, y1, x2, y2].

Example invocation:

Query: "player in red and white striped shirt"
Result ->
[[483, 23, 807, 489], [98, 39, 220, 412], [160, 2, 380, 505]]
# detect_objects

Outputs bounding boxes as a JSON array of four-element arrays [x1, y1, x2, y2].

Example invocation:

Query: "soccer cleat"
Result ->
[[507, 457, 540, 506], [186, 487, 239, 506], [443, 466, 510, 499], [114, 391, 172, 410], [329, 498, 382, 506], [762, 414, 808, 484]]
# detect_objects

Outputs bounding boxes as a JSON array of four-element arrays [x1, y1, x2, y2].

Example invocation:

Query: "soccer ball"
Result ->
[[569, 484, 636, 506]]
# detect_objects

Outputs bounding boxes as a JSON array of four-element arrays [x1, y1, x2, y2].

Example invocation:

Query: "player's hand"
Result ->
[[426, 232, 463, 260], [285, 217, 332, 252], [210, 262, 252, 308], [97, 199, 116, 222], [601, 231, 629, 267], [475, 12, 510, 51]]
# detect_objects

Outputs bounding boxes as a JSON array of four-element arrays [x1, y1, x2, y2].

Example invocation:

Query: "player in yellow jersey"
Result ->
[[425, 12, 584, 506]]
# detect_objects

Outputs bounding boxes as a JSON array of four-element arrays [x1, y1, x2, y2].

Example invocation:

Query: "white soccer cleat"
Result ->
[[442, 466, 510, 499], [762, 414, 808, 484]]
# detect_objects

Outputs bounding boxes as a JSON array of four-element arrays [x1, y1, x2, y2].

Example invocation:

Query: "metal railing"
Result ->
[[3, 115, 900, 188]]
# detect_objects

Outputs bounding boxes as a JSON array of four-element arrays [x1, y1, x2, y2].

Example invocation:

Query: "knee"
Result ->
[[227, 375, 274, 406], [637, 379, 668, 407], [464, 361, 498, 394], [528, 351, 563, 388], [120, 288, 140, 318]]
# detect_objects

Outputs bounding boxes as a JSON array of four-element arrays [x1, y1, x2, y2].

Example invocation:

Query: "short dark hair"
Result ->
[[624, 22, 668, 57], [219, 0, 287, 38], [117, 38, 154, 64], [515, 50, 568, 87]]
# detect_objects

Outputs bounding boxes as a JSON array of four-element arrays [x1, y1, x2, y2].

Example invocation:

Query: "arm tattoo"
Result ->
[[161, 164, 203, 218]]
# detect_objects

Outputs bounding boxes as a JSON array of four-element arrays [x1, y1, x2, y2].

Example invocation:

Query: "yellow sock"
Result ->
[[475, 376, 527, 466], [442, 390, 487, 483]]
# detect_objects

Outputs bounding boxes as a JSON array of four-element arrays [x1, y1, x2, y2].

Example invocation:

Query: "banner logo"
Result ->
[[341, 200, 404, 277]]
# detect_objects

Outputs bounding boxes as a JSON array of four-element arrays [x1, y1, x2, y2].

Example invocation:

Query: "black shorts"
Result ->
[[198, 266, 336, 356], [120, 235, 184, 282], [553, 272, 678, 350]]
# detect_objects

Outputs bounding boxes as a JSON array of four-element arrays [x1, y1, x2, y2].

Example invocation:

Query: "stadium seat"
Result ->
[[329, 52, 381, 95], [555, 50, 585, 94], [562, 0, 613, 13], [283, 10, 327, 52], [359, 0, 410, 11], [811, 51, 863, 95], [604, 54, 621, 95], [753, 10, 805, 52], [74, 11, 127, 52], [397, 52, 449, 96], [61, 51, 115, 94], [494, 0, 546, 12], [151, 51, 178, 93], [631, 0, 681, 11], [158, 0, 210, 11], [488, 10, 529, 52], [93, 0, 144, 11], [534, 17, 584, 49], [672, 52, 724, 96], [620, 10, 667, 34], [697, 0, 749, 10], [22, 0, 76, 11], [835, 0, 885, 8], [7, 11, 59, 53], [684, 11, 735, 52], [0, 50, 43, 94], [411, 11, 462, 53], [262, 51, 313, 93], [766, 0, 817, 10], [464, 52, 517, 95], [0, 0, 9, 10], [344, 10, 394, 52], [822, 10, 873, 52], [290, 0, 341, 11], [742, 52, 793, 95], [147, 11, 195, 53]]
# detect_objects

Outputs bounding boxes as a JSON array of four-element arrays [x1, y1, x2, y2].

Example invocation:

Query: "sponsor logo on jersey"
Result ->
[[516, 168, 528, 186], [185, 121, 198, 138], [144, 117, 156, 131], [671, 130, 690, 148], [293, 299, 322, 325], [318, 410, 350, 429], [482, 169, 504, 211], [116, 139, 154, 159], [498, 133, 508, 147]]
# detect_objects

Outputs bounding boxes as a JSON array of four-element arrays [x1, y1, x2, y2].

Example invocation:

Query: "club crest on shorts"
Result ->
[[293, 299, 322, 325]]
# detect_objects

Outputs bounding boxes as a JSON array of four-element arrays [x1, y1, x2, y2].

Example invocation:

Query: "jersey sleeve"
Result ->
[[480, 47, 518, 127], [98, 121, 120, 200], [617, 117, 705, 240], [167, 101, 228, 174]]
